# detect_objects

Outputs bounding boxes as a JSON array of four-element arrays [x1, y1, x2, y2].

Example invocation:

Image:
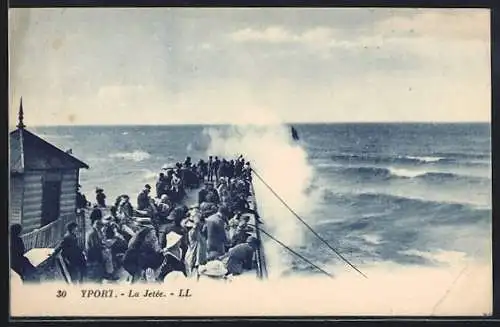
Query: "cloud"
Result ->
[[375, 9, 490, 42], [8, 8, 491, 126], [230, 26, 298, 43]]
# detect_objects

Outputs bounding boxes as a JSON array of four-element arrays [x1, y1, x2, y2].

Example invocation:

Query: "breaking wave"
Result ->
[[328, 153, 489, 166], [321, 191, 490, 217], [338, 166, 484, 183], [109, 150, 151, 162]]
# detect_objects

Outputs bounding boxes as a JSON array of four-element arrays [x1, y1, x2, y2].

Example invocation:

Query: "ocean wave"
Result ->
[[329, 152, 489, 166], [322, 189, 490, 209], [339, 165, 484, 183], [431, 151, 491, 160], [406, 156, 444, 163], [109, 150, 151, 162]]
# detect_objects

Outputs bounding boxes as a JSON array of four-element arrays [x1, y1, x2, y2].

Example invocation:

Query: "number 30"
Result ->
[[56, 290, 67, 298]]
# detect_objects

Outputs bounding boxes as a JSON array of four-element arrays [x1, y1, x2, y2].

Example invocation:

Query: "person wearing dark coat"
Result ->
[[96, 188, 106, 207], [207, 156, 214, 181], [76, 185, 90, 209], [90, 205, 103, 225], [10, 224, 38, 282], [213, 157, 220, 180], [137, 184, 152, 211], [156, 173, 168, 198], [204, 205, 230, 258], [53, 222, 86, 284], [85, 219, 105, 283], [158, 231, 187, 281], [220, 236, 260, 276], [123, 218, 163, 283], [198, 184, 209, 205]]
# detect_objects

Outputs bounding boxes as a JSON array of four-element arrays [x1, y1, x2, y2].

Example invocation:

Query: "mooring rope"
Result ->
[[251, 168, 368, 279], [248, 223, 334, 278]]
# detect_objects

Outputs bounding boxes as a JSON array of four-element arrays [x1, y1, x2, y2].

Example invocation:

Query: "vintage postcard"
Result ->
[[9, 7, 491, 317]]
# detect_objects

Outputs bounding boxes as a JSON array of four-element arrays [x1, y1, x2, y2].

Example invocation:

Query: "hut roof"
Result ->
[[10, 128, 89, 173]]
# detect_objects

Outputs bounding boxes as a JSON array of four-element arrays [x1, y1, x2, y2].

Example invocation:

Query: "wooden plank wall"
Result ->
[[9, 174, 23, 226], [60, 170, 77, 216], [22, 171, 43, 233]]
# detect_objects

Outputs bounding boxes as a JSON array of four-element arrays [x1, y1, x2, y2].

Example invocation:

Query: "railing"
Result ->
[[21, 211, 86, 252], [249, 182, 268, 280]]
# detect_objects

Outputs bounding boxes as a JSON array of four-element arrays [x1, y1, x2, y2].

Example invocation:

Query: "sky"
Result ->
[[8, 8, 491, 127]]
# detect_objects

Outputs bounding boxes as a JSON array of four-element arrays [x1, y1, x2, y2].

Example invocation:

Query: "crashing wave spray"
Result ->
[[204, 120, 320, 278]]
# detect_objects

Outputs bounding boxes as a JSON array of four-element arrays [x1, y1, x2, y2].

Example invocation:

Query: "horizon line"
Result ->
[[10, 121, 492, 128]]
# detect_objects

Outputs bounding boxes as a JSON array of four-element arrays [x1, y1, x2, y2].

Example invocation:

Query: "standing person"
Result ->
[[204, 205, 231, 260], [158, 231, 187, 281], [242, 162, 252, 182], [206, 183, 220, 205], [165, 207, 188, 262], [183, 211, 207, 277], [198, 182, 210, 205], [53, 222, 86, 284], [234, 159, 242, 179], [86, 219, 105, 283], [76, 184, 90, 210], [10, 224, 38, 282], [156, 173, 168, 199], [89, 205, 103, 225], [217, 159, 226, 182], [117, 195, 136, 241], [96, 188, 106, 208], [207, 156, 213, 182], [137, 184, 152, 211], [217, 178, 230, 203], [102, 225, 127, 281], [123, 218, 163, 283], [213, 156, 220, 181], [228, 160, 235, 181]]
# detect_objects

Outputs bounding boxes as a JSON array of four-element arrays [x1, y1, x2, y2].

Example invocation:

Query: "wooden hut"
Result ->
[[9, 99, 89, 234]]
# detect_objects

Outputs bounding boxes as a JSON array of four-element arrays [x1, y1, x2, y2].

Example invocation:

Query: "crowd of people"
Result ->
[[49, 155, 262, 284]]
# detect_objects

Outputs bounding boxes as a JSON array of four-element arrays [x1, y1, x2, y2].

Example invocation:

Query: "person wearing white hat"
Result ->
[[158, 231, 187, 281], [183, 212, 208, 277], [197, 260, 228, 282]]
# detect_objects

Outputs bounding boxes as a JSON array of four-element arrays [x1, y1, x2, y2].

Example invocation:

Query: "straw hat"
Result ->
[[199, 260, 227, 277], [165, 231, 182, 249], [164, 271, 187, 282]]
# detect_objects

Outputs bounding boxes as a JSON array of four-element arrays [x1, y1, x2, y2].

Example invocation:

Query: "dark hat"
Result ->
[[144, 184, 151, 189]]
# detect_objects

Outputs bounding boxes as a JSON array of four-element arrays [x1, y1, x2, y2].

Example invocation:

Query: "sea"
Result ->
[[30, 123, 492, 285]]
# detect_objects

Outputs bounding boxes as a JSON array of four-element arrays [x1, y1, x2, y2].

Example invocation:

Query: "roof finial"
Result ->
[[17, 97, 25, 129]]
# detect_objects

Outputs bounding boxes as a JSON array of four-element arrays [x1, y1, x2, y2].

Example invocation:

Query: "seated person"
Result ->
[[219, 236, 260, 276]]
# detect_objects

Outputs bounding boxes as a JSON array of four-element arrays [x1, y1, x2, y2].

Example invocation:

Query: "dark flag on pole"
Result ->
[[291, 126, 300, 141]]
